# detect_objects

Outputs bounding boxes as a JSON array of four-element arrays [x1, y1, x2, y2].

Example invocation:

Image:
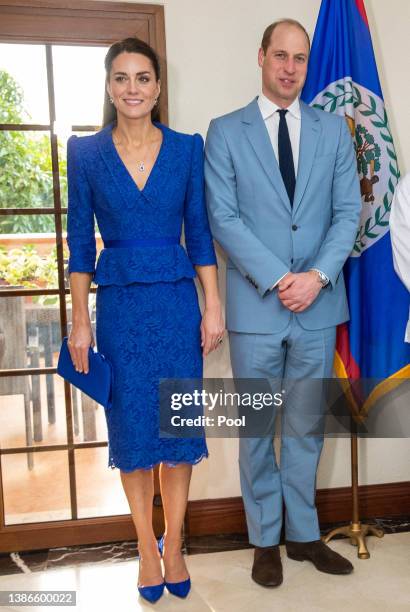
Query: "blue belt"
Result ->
[[103, 237, 179, 248]]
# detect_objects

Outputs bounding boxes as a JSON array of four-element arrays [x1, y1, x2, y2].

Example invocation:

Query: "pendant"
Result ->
[[137, 161, 145, 172]]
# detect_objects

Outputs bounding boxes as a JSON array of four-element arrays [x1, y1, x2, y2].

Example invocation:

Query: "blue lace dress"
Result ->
[[66, 122, 217, 472]]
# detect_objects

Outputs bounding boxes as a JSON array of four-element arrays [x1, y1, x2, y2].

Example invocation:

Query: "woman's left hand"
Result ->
[[200, 303, 225, 356]]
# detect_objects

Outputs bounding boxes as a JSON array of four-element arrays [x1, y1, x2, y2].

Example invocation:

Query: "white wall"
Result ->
[[106, 0, 410, 499]]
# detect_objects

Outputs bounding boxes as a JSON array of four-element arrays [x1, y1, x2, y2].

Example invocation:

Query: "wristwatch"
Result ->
[[309, 268, 329, 288]]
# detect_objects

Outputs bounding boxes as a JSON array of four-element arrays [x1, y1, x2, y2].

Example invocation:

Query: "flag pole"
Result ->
[[322, 418, 384, 558]]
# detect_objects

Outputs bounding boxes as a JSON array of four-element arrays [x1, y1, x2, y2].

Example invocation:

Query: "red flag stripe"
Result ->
[[335, 323, 361, 379], [355, 0, 369, 27]]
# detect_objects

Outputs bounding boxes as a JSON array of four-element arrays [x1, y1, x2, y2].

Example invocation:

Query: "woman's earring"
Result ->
[[154, 97, 158, 106], [109, 96, 114, 104]]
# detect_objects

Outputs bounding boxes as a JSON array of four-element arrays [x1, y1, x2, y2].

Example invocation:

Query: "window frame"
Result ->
[[0, 0, 167, 553]]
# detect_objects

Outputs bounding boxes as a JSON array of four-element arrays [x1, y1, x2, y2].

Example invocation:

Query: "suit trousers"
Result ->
[[229, 314, 336, 546]]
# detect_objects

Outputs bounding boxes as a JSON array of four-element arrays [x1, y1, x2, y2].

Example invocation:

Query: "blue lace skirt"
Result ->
[[95, 278, 208, 472]]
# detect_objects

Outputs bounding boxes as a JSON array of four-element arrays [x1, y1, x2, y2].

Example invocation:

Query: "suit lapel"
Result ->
[[293, 101, 321, 213], [242, 98, 291, 210]]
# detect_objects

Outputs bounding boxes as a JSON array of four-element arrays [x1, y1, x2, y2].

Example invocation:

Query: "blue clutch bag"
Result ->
[[57, 337, 113, 410]]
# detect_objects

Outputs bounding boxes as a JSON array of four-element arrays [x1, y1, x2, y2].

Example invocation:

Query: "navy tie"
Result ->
[[277, 109, 296, 206]]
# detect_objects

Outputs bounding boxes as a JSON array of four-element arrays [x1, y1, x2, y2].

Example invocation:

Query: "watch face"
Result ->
[[318, 272, 327, 286], [310, 269, 328, 286]]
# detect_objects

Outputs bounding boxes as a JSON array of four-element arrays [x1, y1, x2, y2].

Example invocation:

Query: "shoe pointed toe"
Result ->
[[137, 582, 165, 603], [165, 577, 191, 598]]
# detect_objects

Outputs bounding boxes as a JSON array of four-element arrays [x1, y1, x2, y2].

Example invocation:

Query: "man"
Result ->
[[390, 173, 410, 342], [204, 19, 361, 587]]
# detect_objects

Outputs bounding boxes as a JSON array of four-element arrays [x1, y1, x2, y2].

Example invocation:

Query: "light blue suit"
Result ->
[[204, 97, 361, 545]]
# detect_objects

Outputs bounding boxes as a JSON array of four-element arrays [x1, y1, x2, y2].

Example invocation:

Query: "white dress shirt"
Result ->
[[257, 91, 301, 175], [257, 93, 328, 293], [390, 172, 410, 342]]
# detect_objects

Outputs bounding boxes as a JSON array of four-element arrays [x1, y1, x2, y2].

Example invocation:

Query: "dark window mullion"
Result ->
[[0, 287, 96, 297], [0, 367, 56, 377], [46, 44, 77, 521], [0, 442, 108, 455], [0, 208, 67, 215], [0, 124, 51, 131], [71, 125, 99, 133]]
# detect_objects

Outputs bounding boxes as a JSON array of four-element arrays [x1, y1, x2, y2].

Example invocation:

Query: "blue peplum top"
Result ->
[[66, 121, 217, 285]]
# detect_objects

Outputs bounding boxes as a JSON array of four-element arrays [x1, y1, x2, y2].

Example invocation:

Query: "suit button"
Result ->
[[292, 224, 298, 231]]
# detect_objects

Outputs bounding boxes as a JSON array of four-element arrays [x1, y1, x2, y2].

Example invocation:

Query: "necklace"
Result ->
[[113, 130, 161, 173]]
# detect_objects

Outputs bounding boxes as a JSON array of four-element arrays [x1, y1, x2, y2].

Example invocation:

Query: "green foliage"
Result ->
[[0, 244, 65, 304], [0, 244, 60, 286], [0, 70, 25, 123], [0, 70, 67, 233]]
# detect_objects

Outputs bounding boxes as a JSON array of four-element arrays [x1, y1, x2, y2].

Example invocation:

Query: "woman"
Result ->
[[66, 37, 224, 603]]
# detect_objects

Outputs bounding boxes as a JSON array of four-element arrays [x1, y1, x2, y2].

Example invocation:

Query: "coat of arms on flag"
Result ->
[[311, 80, 397, 256]]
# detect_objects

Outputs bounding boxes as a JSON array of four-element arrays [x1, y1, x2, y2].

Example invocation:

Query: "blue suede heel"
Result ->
[[158, 535, 191, 598], [137, 582, 165, 604], [138, 540, 165, 603], [164, 577, 191, 598]]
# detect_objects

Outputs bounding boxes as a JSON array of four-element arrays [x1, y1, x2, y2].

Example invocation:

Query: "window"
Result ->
[[0, 0, 167, 553]]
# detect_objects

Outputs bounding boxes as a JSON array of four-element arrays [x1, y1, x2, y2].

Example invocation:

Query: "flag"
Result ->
[[301, 0, 410, 416]]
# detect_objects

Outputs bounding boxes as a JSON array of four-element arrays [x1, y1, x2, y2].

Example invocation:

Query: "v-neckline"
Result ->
[[109, 121, 166, 194]]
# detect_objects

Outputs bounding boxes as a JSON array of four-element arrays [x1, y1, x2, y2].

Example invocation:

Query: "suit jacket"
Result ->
[[66, 122, 216, 286], [204, 97, 361, 333]]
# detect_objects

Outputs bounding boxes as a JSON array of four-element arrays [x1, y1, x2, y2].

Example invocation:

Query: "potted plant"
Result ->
[[0, 244, 62, 304]]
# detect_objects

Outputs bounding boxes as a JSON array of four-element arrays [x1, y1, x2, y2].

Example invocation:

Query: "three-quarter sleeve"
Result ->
[[183, 133, 217, 266], [66, 135, 96, 274]]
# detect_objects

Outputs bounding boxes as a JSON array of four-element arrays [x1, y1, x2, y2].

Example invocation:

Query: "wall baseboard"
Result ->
[[185, 481, 410, 536], [1, 482, 408, 553]]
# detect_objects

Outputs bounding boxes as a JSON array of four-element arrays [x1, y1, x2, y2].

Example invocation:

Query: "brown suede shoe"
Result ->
[[285, 539, 354, 574], [251, 545, 283, 587]]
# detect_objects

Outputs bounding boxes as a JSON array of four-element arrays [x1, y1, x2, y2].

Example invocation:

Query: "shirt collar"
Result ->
[[257, 92, 301, 121]]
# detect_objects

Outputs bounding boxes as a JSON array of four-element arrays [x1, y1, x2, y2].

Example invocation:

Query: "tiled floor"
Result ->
[[0, 532, 409, 611], [1, 516, 409, 575]]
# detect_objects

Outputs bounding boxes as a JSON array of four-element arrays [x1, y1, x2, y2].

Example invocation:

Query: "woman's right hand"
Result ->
[[67, 322, 95, 374]]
